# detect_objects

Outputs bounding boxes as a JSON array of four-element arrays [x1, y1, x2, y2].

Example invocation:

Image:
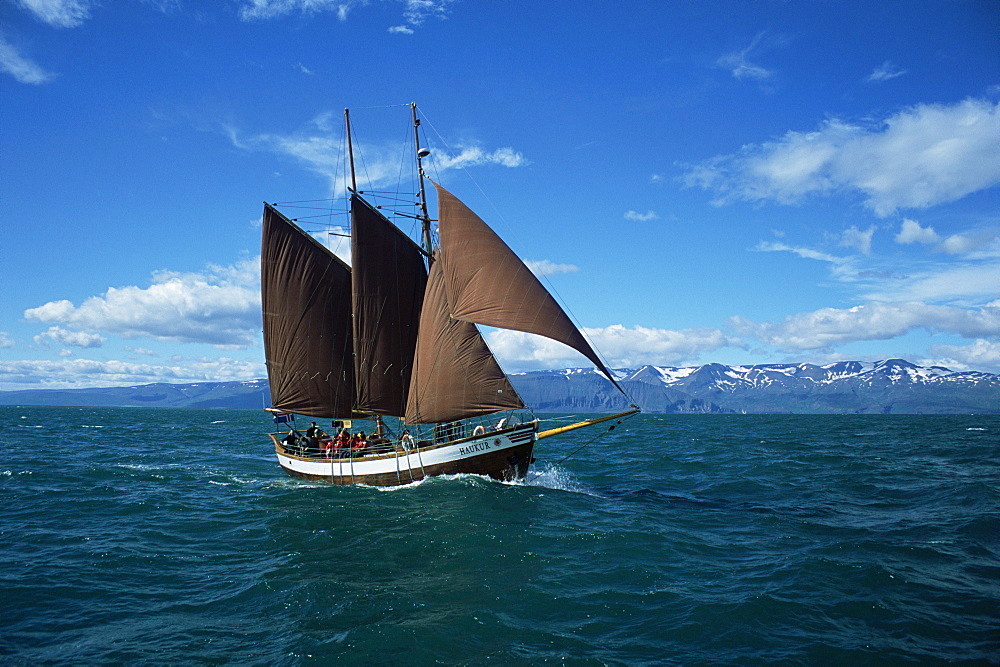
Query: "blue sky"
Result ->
[[1, 0, 998, 391]]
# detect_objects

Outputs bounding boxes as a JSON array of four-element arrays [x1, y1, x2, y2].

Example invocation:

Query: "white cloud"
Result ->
[[624, 210, 659, 221], [33, 326, 106, 348], [311, 227, 352, 264], [238, 0, 452, 31], [924, 338, 1000, 373], [239, 0, 343, 20], [0, 356, 266, 390], [730, 301, 1000, 351], [717, 32, 774, 81], [488, 325, 742, 369], [23, 259, 262, 348], [683, 98, 1000, 216], [867, 60, 907, 83], [895, 218, 939, 245], [0, 332, 15, 349], [429, 146, 526, 170], [938, 232, 993, 255], [0, 36, 54, 85], [893, 219, 999, 257], [862, 263, 1000, 302], [228, 122, 526, 193], [524, 259, 578, 277], [754, 241, 857, 279], [16, 0, 94, 27], [840, 225, 876, 255]]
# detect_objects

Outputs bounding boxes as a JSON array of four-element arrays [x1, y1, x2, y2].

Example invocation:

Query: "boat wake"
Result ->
[[523, 464, 590, 494]]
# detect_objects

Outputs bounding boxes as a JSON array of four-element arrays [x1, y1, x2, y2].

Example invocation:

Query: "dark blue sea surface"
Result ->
[[1, 407, 997, 664]]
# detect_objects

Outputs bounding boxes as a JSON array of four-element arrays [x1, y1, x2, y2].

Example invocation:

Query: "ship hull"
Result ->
[[270, 421, 537, 486]]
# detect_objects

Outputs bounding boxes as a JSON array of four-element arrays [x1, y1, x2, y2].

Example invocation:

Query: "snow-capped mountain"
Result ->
[[509, 359, 1000, 414], [1, 360, 996, 413]]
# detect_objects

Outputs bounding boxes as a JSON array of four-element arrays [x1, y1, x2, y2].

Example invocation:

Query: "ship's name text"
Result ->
[[459, 441, 491, 456]]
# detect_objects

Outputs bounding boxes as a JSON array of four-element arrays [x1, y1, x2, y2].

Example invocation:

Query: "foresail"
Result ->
[[405, 253, 524, 424], [261, 204, 354, 418], [351, 195, 428, 416], [433, 182, 623, 390]]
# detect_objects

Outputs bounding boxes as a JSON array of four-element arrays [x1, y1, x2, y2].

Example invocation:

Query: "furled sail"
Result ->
[[433, 183, 622, 388], [261, 204, 354, 417], [405, 253, 524, 424], [350, 195, 428, 416]]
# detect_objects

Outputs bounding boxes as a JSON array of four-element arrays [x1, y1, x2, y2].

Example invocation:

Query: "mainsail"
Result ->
[[350, 195, 427, 416]]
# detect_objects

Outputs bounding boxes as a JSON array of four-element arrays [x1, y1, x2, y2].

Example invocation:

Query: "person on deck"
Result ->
[[282, 429, 301, 454], [351, 431, 368, 454], [400, 429, 414, 451]]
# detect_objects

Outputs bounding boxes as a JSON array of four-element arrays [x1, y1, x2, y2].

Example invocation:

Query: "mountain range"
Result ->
[[0, 360, 996, 414]]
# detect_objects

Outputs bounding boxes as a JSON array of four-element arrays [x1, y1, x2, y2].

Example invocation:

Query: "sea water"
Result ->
[[1, 407, 997, 664]]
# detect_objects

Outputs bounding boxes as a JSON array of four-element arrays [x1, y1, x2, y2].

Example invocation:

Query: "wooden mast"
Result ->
[[411, 103, 434, 255], [344, 108, 357, 193]]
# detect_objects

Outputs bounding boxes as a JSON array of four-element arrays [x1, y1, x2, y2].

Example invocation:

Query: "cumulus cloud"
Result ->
[[683, 98, 1000, 216], [0, 332, 15, 348], [0, 356, 266, 390], [840, 225, 876, 255], [895, 218, 939, 245], [624, 210, 658, 221], [34, 326, 106, 349], [0, 36, 54, 84], [524, 259, 578, 277], [23, 259, 262, 348], [924, 338, 1000, 373], [893, 218, 999, 256], [488, 324, 742, 370], [867, 60, 907, 83], [731, 301, 1000, 351]]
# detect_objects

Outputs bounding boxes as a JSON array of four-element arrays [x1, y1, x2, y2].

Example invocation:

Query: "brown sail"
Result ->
[[405, 252, 524, 424], [261, 204, 354, 417], [351, 195, 428, 416], [433, 183, 622, 387]]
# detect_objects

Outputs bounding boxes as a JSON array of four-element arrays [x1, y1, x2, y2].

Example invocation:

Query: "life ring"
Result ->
[[473, 425, 486, 436], [400, 433, 414, 451]]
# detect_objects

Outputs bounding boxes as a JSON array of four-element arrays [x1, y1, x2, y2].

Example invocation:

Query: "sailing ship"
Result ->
[[262, 104, 638, 486]]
